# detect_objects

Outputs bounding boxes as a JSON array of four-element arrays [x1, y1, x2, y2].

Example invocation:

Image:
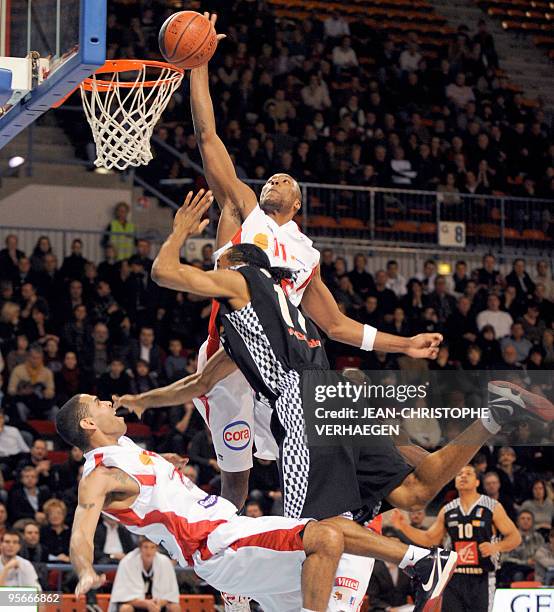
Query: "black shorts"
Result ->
[[272, 410, 413, 520], [442, 572, 491, 612]]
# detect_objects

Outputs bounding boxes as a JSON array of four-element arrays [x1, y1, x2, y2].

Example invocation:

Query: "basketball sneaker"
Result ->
[[485, 381, 554, 434], [221, 592, 251, 612], [405, 547, 458, 612]]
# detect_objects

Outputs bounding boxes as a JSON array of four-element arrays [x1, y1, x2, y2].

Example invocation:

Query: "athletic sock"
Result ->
[[398, 544, 430, 569], [481, 409, 501, 435], [301, 609, 318, 612]]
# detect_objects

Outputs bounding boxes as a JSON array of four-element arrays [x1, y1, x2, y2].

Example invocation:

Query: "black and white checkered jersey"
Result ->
[[217, 265, 329, 405]]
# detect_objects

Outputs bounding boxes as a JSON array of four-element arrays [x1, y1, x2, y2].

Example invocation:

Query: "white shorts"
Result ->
[[193, 340, 278, 472], [194, 515, 375, 612]]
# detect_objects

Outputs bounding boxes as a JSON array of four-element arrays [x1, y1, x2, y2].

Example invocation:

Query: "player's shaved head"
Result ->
[[260, 173, 302, 221]]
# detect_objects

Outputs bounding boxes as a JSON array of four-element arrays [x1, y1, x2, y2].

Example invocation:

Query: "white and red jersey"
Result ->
[[82, 436, 237, 567], [206, 204, 320, 359], [214, 204, 320, 307]]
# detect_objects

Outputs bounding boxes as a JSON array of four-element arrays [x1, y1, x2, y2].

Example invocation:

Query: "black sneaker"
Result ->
[[489, 381, 554, 423], [406, 548, 458, 612]]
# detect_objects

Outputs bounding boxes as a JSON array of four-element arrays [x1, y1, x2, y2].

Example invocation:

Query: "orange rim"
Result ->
[[81, 59, 184, 91]]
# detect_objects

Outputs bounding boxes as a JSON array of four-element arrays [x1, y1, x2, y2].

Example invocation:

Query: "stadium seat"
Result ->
[[339, 217, 367, 230], [125, 422, 152, 437], [419, 222, 437, 234], [394, 221, 420, 233], [95, 594, 110, 612], [179, 594, 216, 611], [47, 595, 86, 612], [503, 228, 521, 240], [307, 215, 339, 230], [28, 419, 57, 435], [522, 229, 549, 241], [477, 224, 501, 239], [510, 581, 542, 588]]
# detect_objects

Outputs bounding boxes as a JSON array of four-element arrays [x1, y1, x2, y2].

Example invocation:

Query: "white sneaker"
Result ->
[[222, 592, 251, 611]]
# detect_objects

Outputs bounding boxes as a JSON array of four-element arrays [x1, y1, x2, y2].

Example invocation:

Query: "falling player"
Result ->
[[392, 465, 521, 612], [56, 394, 457, 612]]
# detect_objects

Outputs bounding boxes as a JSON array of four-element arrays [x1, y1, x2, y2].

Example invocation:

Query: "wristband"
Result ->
[[361, 324, 377, 351]]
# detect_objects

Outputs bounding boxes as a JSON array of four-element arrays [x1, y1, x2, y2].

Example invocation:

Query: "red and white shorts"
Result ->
[[193, 340, 278, 473], [193, 515, 374, 612]]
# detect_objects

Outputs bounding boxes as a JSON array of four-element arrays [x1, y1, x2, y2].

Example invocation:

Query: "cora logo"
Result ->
[[223, 420, 251, 450]]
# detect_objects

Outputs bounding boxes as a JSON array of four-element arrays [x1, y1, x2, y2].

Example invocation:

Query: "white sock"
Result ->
[[481, 408, 501, 435], [398, 545, 430, 569]]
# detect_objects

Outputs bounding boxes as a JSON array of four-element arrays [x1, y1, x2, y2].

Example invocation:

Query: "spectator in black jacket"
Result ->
[[15, 439, 52, 490], [59, 239, 86, 282], [19, 521, 48, 588], [94, 516, 136, 563], [505, 258, 536, 305], [367, 527, 413, 610], [7, 466, 50, 524], [129, 327, 163, 376], [0, 235, 25, 282], [39, 499, 70, 563], [97, 359, 131, 400], [445, 296, 478, 361]]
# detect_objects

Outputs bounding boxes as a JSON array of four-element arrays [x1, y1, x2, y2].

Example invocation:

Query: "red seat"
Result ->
[[47, 594, 86, 612], [179, 595, 216, 611], [125, 422, 152, 437], [28, 419, 56, 435], [522, 229, 549, 241], [511, 580, 541, 588]]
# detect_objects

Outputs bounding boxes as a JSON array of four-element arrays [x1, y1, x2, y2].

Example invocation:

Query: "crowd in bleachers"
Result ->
[[0, 223, 553, 601], [93, 0, 554, 204]]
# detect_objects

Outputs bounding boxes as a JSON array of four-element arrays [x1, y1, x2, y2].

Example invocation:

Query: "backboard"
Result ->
[[0, 0, 106, 147]]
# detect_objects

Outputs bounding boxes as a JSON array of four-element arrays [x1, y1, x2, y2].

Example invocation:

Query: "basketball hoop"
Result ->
[[80, 59, 184, 171]]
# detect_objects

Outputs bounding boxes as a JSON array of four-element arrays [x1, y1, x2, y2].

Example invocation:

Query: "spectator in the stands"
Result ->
[[332, 36, 358, 71], [476, 293, 513, 339], [0, 505, 7, 538], [496, 447, 529, 506], [483, 471, 517, 521], [506, 258, 536, 305], [94, 515, 135, 564], [15, 439, 52, 490], [533, 260, 554, 301], [535, 528, 554, 585], [499, 510, 545, 586], [81, 322, 112, 384], [37, 254, 62, 306], [7, 344, 55, 420], [0, 235, 25, 282], [415, 260, 437, 294], [6, 333, 29, 375], [164, 338, 187, 383], [446, 72, 475, 108], [30, 237, 53, 274], [519, 479, 554, 540], [110, 538, 180, 612], [60, 239, 86, 282], [40, 499, 70, 563], [19, 521, 48, 588], [0, 530, 41, 588], [451, 261, 469, 294], [103, 202, 136, 262], [245, 500, 264, 518], [476, 324, 502, 368], [62, 304, 92, 357], [474, 254, 501, 290], [134, 239, 154, 274], [518, 302, 546, 345], [347, 254, 374, 299], [0, 302, 23, 356], [427, 275, 457, 324], [130, 326, 163, 376], [323, 10, 350, 41], [498, 343, 524, 370], [97, 359, 131, 400], [0, 409, 29, 478], [7, 466, 50, 524], [385, 260, 407, 298], [367, 526, 413, 610], [500, 322, 532, 363], [97, 244, 120, 288], [372, 270, 398, 321], [12, 257, 40, 294]]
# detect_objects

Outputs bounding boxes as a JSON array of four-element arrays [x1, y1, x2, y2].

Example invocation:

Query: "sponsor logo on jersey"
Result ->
[[473, 520, 484, 527], [334, 577, 360, 591], [198, 494, 218, 508], [476, 508, 484, 518], [139, 451, 155, 465], [223, 420, 251, 450], [455, 540, 478, 565], [447, 521, 458, 527], [253, 233, 269, 250]]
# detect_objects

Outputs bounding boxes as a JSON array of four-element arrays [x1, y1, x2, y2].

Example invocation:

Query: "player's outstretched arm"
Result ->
[[391, 508, 446, 548], [301, 268, 442, 359], [114, 347, 237, 418], [190, 13, 257, 222], [71, 470, 111, 595], [479, 503, 521, 559], [152, 189, 249, 302]]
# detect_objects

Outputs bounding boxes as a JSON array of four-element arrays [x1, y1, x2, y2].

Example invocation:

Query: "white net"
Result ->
[[81, 62, 183, 171]]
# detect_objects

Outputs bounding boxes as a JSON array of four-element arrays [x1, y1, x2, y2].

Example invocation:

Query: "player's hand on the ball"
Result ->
[[112, 394, 146, 419], [203, 12, 226, 42], [75, 570, 106, 596], [173, 189, 213, 237], [406, 333, 443, 359]]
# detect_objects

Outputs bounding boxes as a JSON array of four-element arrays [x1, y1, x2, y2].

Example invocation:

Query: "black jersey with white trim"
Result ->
[[443, 495, 499, 574], [217, 265, 329, 405]]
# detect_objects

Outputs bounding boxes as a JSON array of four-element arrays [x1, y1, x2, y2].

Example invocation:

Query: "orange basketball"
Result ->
[[159, 11, 217, 70]]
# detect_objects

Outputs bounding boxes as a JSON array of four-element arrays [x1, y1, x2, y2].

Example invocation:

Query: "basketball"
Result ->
[[159, 11, 217, 70]]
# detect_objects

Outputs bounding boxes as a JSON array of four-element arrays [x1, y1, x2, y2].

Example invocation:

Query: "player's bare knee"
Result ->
[[166, 603, 181, 612], [312, 521, 345, 558]]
